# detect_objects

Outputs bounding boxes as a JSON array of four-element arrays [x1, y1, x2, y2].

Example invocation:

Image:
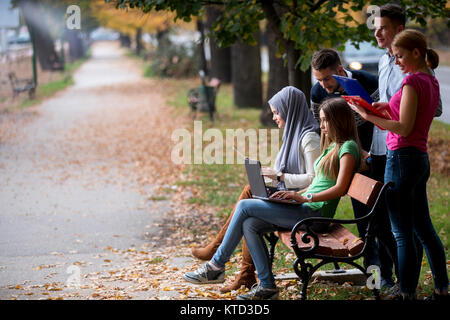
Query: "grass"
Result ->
[[165, 78, 449, 300]]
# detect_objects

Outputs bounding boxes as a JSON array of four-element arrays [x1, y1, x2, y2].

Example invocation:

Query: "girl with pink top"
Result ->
[[350, 29, 448, 300]]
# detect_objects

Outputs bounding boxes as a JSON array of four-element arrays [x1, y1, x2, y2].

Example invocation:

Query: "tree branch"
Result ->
[[309, 0, 327, 12]]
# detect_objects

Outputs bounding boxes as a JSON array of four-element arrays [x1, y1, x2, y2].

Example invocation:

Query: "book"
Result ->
[[341, 95, 391, 130]]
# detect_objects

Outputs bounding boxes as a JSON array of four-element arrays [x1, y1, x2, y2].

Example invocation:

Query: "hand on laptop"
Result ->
[[270, 191, 305, 203], [261, 166, 277, 180]]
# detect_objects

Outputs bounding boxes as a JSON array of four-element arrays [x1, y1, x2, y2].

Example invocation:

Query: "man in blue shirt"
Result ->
[[369, 3, 406, 293]]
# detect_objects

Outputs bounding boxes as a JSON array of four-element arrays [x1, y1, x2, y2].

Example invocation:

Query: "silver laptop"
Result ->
[[244, 158, 302, 205]]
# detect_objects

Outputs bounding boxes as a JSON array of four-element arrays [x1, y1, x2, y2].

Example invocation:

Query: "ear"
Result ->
[[397, 24, 405, 34], [412, 48, 421, 59], [337, 65, 346, 76]]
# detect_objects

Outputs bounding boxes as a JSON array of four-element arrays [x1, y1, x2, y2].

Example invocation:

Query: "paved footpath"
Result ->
[[0, 42, 199, 300]]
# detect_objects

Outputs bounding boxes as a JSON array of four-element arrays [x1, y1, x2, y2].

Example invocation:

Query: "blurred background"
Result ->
[[0, 0, 449, 123]]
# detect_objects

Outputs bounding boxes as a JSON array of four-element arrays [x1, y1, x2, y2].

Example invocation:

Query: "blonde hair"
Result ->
[[392, 29, 439, 70], [317, 98, 361, 180]]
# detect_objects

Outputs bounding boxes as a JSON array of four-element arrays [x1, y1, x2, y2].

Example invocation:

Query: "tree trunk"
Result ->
[[135, 27, 143, 56], [119, 33, 131, 47], [231, 32, 262, 108], [260, 0, 312, 102], [196, 20, 208, 75], [261, 24, 289, 126], [206, 6, 232, 83], [285, 41, 312, 103], [66, 29, 84, 61], [18, 0, 63, 71]]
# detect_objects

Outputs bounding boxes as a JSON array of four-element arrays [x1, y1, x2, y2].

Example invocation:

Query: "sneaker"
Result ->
[[380, 277, 396, 290], [183, 263, 225, 284], [382, 283, 400, 300], [391, 293, 416, 301], [237, 283, 279, 300]]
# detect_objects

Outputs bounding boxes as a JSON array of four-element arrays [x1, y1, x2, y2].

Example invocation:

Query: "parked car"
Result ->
[[341, 41, 385, 75]]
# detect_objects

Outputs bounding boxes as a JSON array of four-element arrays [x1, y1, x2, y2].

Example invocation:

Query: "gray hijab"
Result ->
[[268, 86, 320, 174]]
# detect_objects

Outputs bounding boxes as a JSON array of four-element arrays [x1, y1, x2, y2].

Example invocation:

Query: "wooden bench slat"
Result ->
[[326, 223, 364, 256], [276, 223, 364, 258], [347, 173, 383, 207]]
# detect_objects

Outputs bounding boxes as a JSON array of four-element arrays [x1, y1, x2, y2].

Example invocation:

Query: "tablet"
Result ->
[[341, 95, 391, 130]]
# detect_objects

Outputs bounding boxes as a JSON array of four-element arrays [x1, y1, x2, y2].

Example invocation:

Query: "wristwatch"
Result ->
[[305, 193, 313, 203], [277, 171, 283, 182]]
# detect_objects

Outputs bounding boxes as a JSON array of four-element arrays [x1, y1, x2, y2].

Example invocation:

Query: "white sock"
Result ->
[[207, 261, 222, 271]]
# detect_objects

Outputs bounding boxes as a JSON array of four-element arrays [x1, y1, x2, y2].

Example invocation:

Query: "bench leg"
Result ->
[[28, 87, 36, 99], [333, 261, 340, 271], [293, 259, 313, 300], [264, 233, 279, 266]]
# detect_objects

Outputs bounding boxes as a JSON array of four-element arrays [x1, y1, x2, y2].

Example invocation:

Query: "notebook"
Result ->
[[244, 158, 302, 205]]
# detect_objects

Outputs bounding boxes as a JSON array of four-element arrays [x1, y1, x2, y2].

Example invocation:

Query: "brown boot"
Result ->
[[191, 210, 231, 260], [220, 239, 257, 293], [191, 185, 253, 260]]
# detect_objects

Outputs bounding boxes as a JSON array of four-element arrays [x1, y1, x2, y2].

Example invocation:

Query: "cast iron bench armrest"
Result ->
[[289, 181, 394, 257]]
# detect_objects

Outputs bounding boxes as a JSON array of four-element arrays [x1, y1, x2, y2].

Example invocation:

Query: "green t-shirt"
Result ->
[[303, 140, 360, 218]]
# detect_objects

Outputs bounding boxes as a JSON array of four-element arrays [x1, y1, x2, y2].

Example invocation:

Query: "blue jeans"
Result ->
[[211, 199, 321, 288], [385, 147, 448, 295]]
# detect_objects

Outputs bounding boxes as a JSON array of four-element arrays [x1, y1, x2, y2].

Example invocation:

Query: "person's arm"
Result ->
[[306, 153, 355, 202], [271, 153, 356, 202], [350, 84, 418, 137], [283, 134, 321, 189], [435, 97, 442, 117]]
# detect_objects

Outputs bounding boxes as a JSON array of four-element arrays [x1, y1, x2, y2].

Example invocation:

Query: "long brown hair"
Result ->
[[392, 29, 439, 70], [317, 98, 361, 180]]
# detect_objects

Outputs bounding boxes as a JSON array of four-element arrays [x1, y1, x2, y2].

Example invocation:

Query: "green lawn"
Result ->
[[167, 80, 449, 300]]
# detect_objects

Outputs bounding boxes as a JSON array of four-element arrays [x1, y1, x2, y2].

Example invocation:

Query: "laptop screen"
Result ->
[[244, 159, 269, 198]]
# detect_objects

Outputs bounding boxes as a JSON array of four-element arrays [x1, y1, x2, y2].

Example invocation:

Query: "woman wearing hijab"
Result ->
[[190, 86, 321, 292], [184, 97, 362, 300]]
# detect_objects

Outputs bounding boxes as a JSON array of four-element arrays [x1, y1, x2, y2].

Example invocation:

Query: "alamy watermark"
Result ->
[[171, 121, 280, 165], [366, 5, 381, 30], [366, 265, 381, 290], [66, 5, 81, 30]]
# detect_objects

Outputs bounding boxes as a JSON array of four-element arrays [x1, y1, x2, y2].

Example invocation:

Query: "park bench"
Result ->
[[8, 72, 36, 99], [266, 173, 393, 300], [188, 71, 221, 121]]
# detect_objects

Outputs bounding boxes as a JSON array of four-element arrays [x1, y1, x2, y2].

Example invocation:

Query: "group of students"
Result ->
[[183, 4, 448, 301]]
